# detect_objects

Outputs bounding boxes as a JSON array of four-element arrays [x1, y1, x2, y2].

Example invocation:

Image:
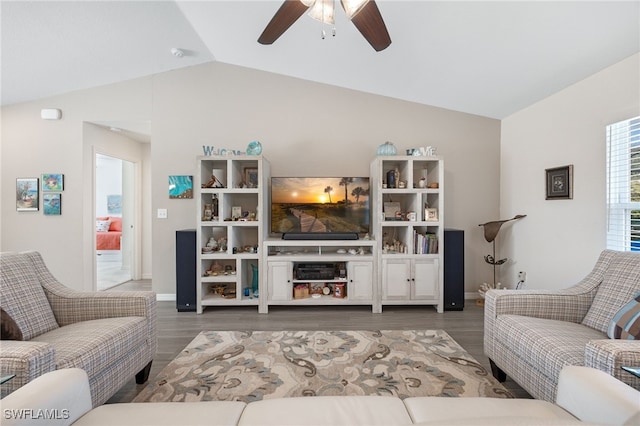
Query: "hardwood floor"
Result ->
[[107, 301, 531, 403]]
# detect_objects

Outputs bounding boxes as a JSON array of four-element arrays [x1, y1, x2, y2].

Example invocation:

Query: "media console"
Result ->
[[261, 238, 378, 313]]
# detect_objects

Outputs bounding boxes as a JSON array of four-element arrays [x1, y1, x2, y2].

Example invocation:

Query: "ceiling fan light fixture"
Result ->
[[308, 0, 335, 24], [341, 0, 368, 18]]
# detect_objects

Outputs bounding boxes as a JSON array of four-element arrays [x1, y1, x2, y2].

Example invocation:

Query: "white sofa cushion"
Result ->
[[238, 395, 412, 426], [74, 401, 247, 426], [1, 368, 91, 426], [556, 365, 640, 425], [403, 397, 579, 424]]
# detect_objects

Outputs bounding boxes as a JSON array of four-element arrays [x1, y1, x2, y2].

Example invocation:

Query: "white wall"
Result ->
[[500, 53, 640, 290], [1, 61, 500, 296], [1, 78, 152, 290], [150, 62, 501, 295]]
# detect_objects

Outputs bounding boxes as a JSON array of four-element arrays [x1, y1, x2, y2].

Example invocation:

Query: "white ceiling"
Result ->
[[2, 1, 639, 120]]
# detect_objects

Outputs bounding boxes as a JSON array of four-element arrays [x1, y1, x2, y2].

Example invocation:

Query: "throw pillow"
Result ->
[[1, 308, 23, 340], [607, 291, 640, 339], [96, 219, 111, 232]]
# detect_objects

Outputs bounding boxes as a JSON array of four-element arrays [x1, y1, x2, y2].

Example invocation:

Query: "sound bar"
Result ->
[[282, 232, 359, 241]]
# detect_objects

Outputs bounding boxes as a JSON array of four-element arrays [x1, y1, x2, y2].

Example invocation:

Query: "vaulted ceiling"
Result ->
[[2, 1, 639, 119]]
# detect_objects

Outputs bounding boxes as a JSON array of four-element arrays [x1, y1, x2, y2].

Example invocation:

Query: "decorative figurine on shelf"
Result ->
[[202, 175, 224, 188], [206, 237, 218, 250], [478, 214, 527, 294], [203, 204, 212, 221], [206, 262, 224, 276], [217, 237, 227, 252]]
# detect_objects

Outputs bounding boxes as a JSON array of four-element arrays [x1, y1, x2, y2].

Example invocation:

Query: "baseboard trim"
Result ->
[[465, 292, 480, 300], [156, 294, 176, 302]]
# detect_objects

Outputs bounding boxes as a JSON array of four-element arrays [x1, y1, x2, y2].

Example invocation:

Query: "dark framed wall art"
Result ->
[[545, 165, 573, 200]]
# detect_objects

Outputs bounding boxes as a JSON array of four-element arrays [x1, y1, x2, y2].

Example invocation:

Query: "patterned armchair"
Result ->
[[484, 249, 640, 402], [0, 251, 157, 407]]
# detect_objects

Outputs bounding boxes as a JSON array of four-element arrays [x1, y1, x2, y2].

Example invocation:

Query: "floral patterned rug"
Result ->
[[133, 330, 511, 403]]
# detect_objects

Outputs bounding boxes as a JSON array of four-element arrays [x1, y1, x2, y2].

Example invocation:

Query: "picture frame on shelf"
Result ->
[[383, 202, 401, 220], [232, 206, 242, 219], [545, 165, 573, 200], [425, 208, 439, 222], [43, 193, 61, 216], [16, 178, 39, 211], [41, 173, 64, 192], [244, 167, 258, 188]]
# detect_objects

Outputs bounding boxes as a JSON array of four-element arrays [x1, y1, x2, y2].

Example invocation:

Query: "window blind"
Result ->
[[606, 116, 640, 251]]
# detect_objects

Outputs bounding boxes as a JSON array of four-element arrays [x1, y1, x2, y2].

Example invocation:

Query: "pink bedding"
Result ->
[[96, 216, 122, 250]]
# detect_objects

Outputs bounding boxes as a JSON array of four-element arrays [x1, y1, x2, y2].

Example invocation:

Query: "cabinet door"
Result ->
[[348, 261, 373, 300], [412, 258, 439, 300], [382, 258, 411, 300], [267, 261, 291, 301]]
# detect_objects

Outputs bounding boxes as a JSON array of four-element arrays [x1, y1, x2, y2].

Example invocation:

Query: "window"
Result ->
[[606, 116, 640, 251]]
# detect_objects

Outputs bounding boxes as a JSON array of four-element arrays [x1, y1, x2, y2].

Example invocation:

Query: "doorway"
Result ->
[[96, 153, 135, 290]]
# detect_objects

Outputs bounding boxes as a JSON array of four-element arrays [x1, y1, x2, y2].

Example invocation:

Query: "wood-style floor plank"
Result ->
[[106, 301, 530, 403]]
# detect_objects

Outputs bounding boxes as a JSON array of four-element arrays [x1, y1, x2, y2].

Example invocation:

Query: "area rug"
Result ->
[[134, 330, 511, 403]]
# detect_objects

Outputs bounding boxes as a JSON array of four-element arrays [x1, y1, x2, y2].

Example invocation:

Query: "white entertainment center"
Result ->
[[194, 154, 444, 314]]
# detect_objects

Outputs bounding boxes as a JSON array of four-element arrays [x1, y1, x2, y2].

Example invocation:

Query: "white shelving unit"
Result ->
[[370, 156, 444, 313], [262, 239, 378, 313], [195, 155, 270, 313]]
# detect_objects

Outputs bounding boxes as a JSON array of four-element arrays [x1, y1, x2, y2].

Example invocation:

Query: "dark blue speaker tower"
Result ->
[[176, 229, 197, 312], [444, 229, 465, 311]]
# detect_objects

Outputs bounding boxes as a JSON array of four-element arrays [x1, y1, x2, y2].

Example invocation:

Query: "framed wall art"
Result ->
[[169, 175, 193, 199], [43, 193, 62, 216], [41, 173, 64, 191], [546, 165, 573, 200], [107, 195, 122, 214], [16, 178, 39, 211]]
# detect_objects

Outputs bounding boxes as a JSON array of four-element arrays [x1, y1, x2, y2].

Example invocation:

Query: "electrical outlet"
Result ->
[[518, 271, 526, 282]]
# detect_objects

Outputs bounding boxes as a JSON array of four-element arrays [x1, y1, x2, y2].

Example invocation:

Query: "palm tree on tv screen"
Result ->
[[339, 177, 354, 204], [324, 186, 333, 204]]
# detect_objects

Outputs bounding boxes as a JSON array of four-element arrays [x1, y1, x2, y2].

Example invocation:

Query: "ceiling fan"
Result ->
[[258, 0, 391, 52]]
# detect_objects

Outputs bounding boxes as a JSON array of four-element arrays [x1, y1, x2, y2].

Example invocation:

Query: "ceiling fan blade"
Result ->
[[346, 0, 391, 51], [258, 0, 311, 45]]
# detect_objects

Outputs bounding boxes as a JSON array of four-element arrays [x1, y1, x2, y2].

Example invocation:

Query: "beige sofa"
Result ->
[[2, 366, 639, 425], [484, 249, 640, 402], [0, 251, 157, 407]]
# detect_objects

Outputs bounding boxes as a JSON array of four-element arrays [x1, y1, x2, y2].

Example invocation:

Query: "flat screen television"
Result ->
[[271, 177, 370, 238]]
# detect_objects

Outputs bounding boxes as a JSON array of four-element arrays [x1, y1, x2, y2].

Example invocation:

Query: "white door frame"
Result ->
[[93, 148, 142, 289]]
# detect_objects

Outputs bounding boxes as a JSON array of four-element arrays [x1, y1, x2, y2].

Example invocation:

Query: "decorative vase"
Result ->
[[251, 263, 259, 297], [246, 141, 262, 156], [376, 141, 397, 156]]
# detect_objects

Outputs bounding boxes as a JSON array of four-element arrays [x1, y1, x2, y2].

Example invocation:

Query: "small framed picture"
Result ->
[[244, 167, 259, 188], [546, 165, 573, 200], [43, 193, 61, 216], [232, 206, 242, 219], [41, 173, 64, 191], [16, 178, 39, 211], [383, 202, 401, 220], [425, 208, 439, 222], [169, 175, 194, 199]]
